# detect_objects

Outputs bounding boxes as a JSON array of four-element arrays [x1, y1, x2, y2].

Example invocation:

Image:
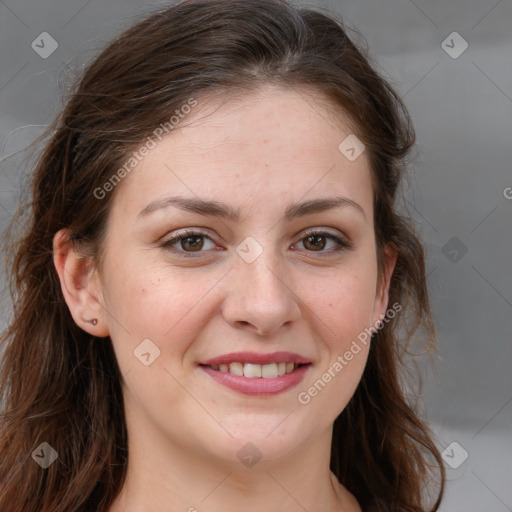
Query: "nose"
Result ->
[[221, 246, 301, 336]]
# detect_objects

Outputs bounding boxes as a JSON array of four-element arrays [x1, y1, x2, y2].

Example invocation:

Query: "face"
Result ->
[[90, 85, 394, 468]]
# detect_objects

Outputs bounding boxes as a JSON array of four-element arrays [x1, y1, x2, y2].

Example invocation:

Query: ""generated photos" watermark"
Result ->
[[93, 97, 198, 200], [298, 302, 402, 405]]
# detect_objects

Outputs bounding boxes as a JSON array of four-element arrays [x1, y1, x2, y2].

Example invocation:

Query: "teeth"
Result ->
[[213, 362, 299, 378], [229, 362, 244, 376], [243, 363, 261, 378], [262, 363, 278, 379]]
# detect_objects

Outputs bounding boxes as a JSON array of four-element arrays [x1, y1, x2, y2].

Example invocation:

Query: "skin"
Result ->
[[54, 85, 396, 512]]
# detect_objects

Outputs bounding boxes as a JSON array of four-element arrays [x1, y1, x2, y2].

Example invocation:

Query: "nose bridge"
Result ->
[[222, 234, 301, 334], [236, 235, 289, 299]]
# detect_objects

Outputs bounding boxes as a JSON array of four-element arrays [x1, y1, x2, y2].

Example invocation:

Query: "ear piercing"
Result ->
[[85, 318, 98, 326]]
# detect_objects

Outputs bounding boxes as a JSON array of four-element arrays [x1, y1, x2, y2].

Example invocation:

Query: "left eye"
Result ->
[[295, 231, 349, 252]]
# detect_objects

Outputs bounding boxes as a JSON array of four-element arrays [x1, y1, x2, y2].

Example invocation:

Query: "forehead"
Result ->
[[109, 85, 374, 223]]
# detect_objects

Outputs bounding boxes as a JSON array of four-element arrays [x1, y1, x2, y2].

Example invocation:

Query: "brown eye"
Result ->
[[161, 230, 216, 256], [180, 235, 204, 252], [303, 234, 327, 251], [296, 230, 353, 254]]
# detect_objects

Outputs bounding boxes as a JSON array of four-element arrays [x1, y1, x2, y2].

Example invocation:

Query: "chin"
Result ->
[[196, 413, 312, 466]]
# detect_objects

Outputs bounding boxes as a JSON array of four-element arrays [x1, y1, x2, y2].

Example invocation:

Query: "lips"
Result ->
[[199, 351, 311, 396]]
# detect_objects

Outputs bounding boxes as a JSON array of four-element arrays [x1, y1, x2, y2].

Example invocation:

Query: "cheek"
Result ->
[[305, 262, 378, 344], [102, 257, 223, 361], [297, 267, 376, 415]]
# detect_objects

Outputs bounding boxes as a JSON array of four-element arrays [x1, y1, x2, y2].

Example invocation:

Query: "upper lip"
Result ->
[[200, 351, 311, 366]]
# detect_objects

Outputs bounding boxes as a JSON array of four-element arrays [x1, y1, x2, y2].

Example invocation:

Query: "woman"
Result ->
[[0, 0, 445, 510]]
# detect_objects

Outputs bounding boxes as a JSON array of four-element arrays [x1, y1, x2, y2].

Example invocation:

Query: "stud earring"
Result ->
[[85, 318, 98, 326]]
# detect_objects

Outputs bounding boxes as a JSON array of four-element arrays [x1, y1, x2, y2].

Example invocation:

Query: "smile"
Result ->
[[199, 352, 312, 396]]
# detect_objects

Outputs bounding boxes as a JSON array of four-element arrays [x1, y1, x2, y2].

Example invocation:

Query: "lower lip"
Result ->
[[200, 364, 310, 396]]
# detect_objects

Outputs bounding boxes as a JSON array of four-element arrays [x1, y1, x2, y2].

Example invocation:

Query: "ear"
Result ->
[[372, 243, 398, 326], [53, 229, 110, 337]]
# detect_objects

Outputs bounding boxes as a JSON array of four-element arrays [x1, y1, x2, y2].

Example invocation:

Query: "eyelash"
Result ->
[[160, 228, 353, 258]]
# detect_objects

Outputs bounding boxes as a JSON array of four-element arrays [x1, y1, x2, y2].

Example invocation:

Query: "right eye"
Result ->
[[161, 229, 218, 256]]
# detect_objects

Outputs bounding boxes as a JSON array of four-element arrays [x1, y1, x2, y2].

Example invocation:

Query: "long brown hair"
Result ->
[[0, 1, 445, 510]]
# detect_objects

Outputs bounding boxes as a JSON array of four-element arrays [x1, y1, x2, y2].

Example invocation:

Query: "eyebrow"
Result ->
[[137, 195, 366, 222]]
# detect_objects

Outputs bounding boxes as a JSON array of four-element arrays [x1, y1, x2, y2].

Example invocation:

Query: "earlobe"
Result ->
[[52, 229, 109, 337]]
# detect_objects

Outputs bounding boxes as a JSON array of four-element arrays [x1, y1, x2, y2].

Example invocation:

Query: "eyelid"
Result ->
[[299, 227, 349, 241]]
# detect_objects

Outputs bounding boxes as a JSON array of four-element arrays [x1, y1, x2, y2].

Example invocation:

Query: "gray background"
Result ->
[[1, 0, 511, 510]]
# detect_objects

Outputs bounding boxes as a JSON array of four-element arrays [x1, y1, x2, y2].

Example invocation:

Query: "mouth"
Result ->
[[198, 351, 312, 396]]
